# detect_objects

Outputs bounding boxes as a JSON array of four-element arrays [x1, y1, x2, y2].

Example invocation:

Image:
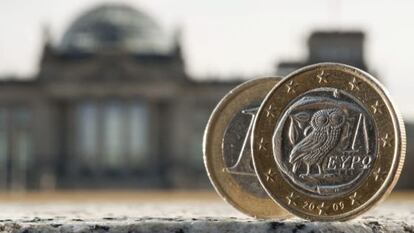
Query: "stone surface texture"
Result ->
[[0, 193, 413, 233]]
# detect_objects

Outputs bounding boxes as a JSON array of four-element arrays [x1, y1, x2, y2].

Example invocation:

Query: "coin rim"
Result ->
[[203, 77, 289, 218], [251, 63, 406, 221]]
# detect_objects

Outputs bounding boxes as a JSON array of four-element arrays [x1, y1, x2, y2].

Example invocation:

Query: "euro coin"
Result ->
[[252, 63, 405, 221], [203, 77, 288, 218]]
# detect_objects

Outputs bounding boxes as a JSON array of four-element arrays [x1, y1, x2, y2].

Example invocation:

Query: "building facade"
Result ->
[[0, 4, 238, 190], [276, 31, 368, 76], [1, 4, 412, 190]]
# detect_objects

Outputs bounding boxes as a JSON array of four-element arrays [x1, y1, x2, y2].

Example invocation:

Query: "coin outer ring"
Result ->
[[203, 77, 289, 218], [252, 63, 406, 221]]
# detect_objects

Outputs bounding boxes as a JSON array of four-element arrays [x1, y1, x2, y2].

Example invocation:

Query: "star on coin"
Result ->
[[348, 77, 361, 91], [349, 192, 361, 206], [257, 137, 268, 151], [373, 168, 387, 182], [265, 168, 277, 182], [371, 100, 383, 114], [265, 105, 276, 118], [380, 133, 392, 147], [316, 202, 326, 216], [286, 192, 298, 206], [316, 70, 328, 84], [285, 80, 298, 94]]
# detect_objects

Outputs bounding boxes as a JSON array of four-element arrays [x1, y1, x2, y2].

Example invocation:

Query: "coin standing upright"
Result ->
[[203, 77, 288, 218], [251, 63, 405, 221]]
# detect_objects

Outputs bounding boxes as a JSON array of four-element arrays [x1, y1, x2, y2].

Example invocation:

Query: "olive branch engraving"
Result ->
[[288, 112, 311, 146]]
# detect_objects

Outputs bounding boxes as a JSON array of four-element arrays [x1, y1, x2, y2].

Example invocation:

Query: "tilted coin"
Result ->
[[203, 77, 288, 218], [252, 63, 405, 221]]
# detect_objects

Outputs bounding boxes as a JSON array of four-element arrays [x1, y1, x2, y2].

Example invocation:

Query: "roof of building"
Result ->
[[308, 31, 365, 40], [58, 4, 173, 54]]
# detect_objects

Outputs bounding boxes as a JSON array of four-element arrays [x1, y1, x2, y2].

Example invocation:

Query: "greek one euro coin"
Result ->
[[203, 77, 288, 218], [252, 63, 405, 221]]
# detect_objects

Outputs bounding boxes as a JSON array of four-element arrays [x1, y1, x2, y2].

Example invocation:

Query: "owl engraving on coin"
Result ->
[[289, 108, 346, 176], [273, 87, 377, 196]]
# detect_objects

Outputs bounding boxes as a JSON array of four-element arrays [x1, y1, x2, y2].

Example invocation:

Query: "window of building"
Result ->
[[10, 108, 32, 190], [76, 102, 99, 164], [76, 100, 149, 171], [0, 109, 7, 188], [127, 102, 149, 165], [13, 108, 31, 169], [0, 107, 32, 190], [102, 101, 125, 169]]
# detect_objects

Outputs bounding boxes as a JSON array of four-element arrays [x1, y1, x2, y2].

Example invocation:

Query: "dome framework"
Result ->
[[59, 4, 172, 54]]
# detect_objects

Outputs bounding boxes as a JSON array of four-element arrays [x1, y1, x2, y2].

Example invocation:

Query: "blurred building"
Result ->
[[0, 4, 412, 190], [277, 31, 368, 76], [0, 4, 238, 190]]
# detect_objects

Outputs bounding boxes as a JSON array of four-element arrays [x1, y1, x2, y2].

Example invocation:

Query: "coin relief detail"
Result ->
[[251, 63, 405, 220], [223, 105, 269, 198], [204, 77, 287, 218], [285, 191, 364, 216], [273, 88, 377, 196]]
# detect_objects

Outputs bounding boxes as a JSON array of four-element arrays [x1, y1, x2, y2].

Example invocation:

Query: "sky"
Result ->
[[1, 0, 414, 118]]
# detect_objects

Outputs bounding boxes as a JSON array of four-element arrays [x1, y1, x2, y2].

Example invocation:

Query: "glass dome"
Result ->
[[59, 4, 172, 54]]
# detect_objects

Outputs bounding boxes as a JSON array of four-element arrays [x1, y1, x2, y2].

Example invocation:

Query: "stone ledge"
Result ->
[[0, 199, 413, 232]]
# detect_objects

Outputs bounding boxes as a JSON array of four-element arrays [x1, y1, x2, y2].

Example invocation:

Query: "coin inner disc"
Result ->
[[272, 87, 377, 197]]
